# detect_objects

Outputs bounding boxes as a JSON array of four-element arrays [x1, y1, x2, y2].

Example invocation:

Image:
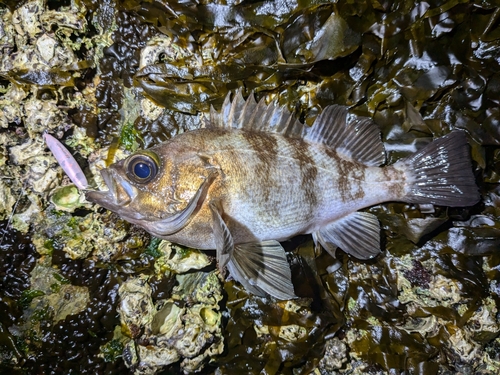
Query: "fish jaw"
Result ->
[[85, 168, 142, 220]]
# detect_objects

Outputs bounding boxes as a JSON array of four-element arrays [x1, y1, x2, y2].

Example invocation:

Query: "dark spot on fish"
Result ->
[[286, 138, 318, 213], [241, 131, 279, 202], [347, 162, 366, 200], [382, 166, 406, 200], [325, 147, 366, 202]]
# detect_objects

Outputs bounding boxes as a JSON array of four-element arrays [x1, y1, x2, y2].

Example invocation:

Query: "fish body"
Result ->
[[86, 92, 480, 299], [128, 128, 396, 246]]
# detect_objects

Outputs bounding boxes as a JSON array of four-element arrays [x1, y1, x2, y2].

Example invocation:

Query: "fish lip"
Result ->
[[84, 169, 118, 206], [84, 188, 111, 205], [100, 169, 117, 200], [85, 167, 139, 210]]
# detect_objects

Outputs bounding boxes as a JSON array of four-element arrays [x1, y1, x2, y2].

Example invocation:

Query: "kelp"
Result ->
[[0, 0, 500, 374], [131, 1, 363, 114]]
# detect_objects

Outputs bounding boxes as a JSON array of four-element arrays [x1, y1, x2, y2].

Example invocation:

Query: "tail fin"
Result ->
[[397, 131, 480, 207]]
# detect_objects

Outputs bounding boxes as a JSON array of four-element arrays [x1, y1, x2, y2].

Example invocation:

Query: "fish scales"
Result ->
[[85, 92, 480, 299], [161, 129, 387, 247], [164, 129, 322, 246]]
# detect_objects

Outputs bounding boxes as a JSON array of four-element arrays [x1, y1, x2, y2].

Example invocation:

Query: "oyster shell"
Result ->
[[117, 252, 223, 374], [0, 179, 16, 221], [19, 261, 90, 340], [118, 277, 155, 338], [49, 185, 87, 212], [155, 240, 211, 274]]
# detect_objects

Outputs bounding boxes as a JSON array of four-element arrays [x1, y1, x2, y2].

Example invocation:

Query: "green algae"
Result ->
[[144, 236, 162, 258], [100, 338, 124, 363], [18, 289, 45, 309]]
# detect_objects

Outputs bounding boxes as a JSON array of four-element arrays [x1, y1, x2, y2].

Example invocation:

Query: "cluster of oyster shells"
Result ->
[[117, 242, 224, 374], [0, 0, 94, 230]]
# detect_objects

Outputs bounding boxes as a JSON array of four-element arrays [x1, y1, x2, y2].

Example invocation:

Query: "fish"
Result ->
[[85, 91, 480, 300]]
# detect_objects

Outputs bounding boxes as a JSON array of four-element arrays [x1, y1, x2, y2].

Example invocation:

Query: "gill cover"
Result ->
[[141, 171, 218, 236]]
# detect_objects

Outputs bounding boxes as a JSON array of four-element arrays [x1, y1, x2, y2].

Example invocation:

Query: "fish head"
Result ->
[[85, 147, 216, 237], [86, 150, 170, 222]]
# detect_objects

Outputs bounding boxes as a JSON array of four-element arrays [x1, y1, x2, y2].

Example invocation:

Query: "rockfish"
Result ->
[[85, 92, 480, 299]]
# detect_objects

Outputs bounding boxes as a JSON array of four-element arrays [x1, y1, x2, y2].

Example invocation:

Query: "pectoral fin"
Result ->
[[209, 201, 233, 271], [228, 241, 296, 300], [314, 212, 381, 260]]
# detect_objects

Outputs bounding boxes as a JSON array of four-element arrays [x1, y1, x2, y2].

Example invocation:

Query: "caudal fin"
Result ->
[[397, 131, 480, 207]]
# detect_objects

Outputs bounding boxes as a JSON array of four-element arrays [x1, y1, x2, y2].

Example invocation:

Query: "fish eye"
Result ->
[[126, 153, 159, 183]]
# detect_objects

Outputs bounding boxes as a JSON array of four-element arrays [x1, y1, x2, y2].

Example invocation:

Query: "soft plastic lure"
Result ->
[[43, 133, 88, 189]]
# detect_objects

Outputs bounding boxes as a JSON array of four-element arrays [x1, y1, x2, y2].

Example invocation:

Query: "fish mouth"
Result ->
[[85, 168, 137, 212]]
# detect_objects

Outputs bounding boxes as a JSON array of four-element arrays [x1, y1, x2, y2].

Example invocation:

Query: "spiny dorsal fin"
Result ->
[[208, 90, 304, 137], [303, 105, 386, 166], [209, 91, 385, 166]]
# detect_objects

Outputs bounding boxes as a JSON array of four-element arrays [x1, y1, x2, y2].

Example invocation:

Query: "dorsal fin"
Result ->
[[208, 90, 304, 137], [208, 91, 385, 166], [303, 105, 386, 166]]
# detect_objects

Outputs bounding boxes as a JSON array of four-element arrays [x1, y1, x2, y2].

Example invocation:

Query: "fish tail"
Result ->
[[397, 131, 480, 207]]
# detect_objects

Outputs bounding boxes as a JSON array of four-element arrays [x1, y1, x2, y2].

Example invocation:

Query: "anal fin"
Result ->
[[228, 241, 296, 300], [314, 212, 381, 260]]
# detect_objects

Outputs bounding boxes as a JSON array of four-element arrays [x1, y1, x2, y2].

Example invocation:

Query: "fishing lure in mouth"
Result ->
[[44, 133, 88, 190]]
